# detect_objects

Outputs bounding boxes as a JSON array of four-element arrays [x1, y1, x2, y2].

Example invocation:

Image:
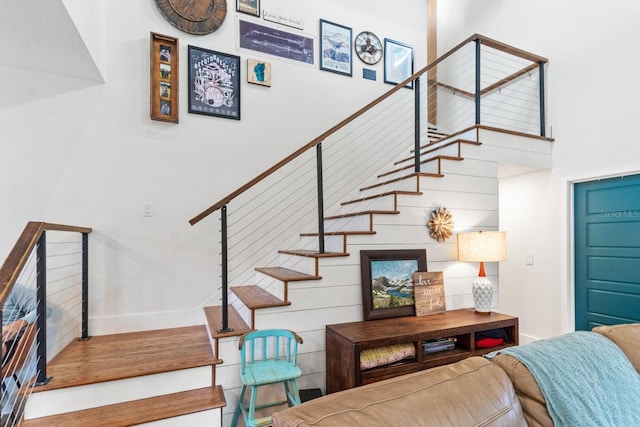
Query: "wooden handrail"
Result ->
[[0, 222, 92, 305], [189, 34, 548, 226]]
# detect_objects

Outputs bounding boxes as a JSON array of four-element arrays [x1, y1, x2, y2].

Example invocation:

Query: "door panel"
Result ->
[[575, 175, 640, 331]]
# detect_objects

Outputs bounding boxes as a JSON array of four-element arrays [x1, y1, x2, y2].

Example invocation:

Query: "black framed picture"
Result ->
[[236, 0, 259, 17], [360, 249, 427, 320], [239, 20, 314, 65], [384, 38, 414, 89], [188, 45, 241, 120], [319, 19, 352, 76]]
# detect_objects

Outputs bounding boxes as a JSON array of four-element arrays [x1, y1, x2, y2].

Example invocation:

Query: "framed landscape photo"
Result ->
[[188, 45, 241, 120], [384, 38, 414, 89], [319, 19, 352, 76], [150, 32, 179, 123], [237, 0, 260, 17], [360, 249, 427, 320]]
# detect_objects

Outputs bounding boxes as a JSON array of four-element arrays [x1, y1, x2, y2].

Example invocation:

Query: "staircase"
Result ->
[[13, 34, 553, 425], [13, 126, 551, 427], [203, 126, 552, 425], [21, 326, 225, 426]]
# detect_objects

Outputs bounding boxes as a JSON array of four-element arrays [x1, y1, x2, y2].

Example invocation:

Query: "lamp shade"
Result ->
[[457, 231, 507, 263]]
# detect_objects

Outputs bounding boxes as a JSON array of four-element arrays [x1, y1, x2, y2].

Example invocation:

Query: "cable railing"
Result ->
[[189, 34, 549, 332], [0, 222, 91, 424]]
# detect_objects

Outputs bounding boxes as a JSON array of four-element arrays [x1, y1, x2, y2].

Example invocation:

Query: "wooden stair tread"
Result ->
[[278, 249, 349, 258], [324, 210, 399, 220], [255, 267, 321, 282], [33, 326, 219, 392], [205, 305, 251, 339], [378, 155, 463, 178], [299, 230, 376, 236], [395, 139, 481, 165], [231, 285, 291, 309], [341, 191, 423, 206], [359, 172, 443, 192], [21, 386, 226, 427]]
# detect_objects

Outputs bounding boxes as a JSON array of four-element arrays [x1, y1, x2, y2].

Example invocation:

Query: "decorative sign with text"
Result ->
[[413, 272, 446, 316]]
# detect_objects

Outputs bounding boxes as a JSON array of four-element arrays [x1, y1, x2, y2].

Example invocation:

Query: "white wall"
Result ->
[[0, 0, 427, 334], [440, 0, 640, 341]]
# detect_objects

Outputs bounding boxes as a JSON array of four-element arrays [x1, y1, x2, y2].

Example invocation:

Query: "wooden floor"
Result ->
[[33, 325, 221, 392]]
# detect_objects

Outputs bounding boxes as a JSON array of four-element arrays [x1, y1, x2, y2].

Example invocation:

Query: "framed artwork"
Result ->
[[150, 32, 179, 123], [188, 45, 241, 120], [236, 0, 259, 17], [360, 249, 427, 320], [239, 20, 314, 65], [319, 19, 352, 76], [247, 58, 271, 87], [384, 38, 414, 89]]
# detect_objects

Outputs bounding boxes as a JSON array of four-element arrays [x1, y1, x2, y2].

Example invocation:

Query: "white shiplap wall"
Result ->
[[217, 128, 553, 425]]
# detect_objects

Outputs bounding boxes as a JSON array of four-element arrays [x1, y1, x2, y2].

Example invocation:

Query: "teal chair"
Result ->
[[231, 329, 303, 427]]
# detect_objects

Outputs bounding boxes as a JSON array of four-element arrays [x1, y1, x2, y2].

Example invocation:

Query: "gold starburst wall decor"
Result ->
[[428, 207, 454, 242]]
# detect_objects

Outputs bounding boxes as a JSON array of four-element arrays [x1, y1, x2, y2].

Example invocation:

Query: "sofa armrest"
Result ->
[[592, 323, 640, 373], [491, 354, 553, 427]]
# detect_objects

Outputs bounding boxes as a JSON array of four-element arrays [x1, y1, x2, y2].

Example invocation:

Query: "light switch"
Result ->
[[143, 202, 153, 217], [526, 254, 534, 265]]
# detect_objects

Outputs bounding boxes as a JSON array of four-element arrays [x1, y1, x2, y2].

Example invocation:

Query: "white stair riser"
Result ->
[[230, 298, 251, 327], [136, 408, 222, 426], [324, 215, 370, 232], [339, 195, 395, 212], [299, 235, 344, 253], [358, 177, 417, 198], [279, 253, 317, 276], [24, 366, 213, 419]]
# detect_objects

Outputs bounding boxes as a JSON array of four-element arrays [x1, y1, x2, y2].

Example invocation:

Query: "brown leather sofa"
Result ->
[[272, 323, 640, 427]]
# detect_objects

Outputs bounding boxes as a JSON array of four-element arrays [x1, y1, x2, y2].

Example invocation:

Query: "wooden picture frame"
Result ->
[[360, 249, 427, 320], [319, 19, 352, 76], [384, 38, 414, 89], [188, 45, 241, 120], [237, 0, 260, 17], [150, 32, 179, 123]]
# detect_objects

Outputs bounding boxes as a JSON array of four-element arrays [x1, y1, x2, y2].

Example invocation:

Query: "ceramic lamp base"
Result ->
[[472, 276, 493, 314]]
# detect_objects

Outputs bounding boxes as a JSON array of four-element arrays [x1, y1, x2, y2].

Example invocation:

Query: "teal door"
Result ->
[[574, 174, 640, 331]]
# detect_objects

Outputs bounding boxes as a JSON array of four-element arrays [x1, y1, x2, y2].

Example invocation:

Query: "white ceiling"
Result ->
[[0, 0, 103, 82]]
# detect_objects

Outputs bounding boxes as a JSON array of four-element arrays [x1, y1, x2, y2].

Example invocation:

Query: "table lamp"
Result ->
[[457, 230, 507, 315]]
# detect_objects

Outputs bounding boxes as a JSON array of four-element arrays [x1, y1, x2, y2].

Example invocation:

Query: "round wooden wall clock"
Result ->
[[154, 0, 227, 35], [355, 31, 383, 65]]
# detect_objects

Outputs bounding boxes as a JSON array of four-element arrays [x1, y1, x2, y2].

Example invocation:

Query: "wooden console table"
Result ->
[[325, 309, 518, 393]]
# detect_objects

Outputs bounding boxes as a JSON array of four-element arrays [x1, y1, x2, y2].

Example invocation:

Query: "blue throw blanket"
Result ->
[[486, 331, 640, 426]]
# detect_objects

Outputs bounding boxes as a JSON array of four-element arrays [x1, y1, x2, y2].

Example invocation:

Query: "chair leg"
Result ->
[[231, 384, 247, 427], [247, 385, 259, 426], [284, 380, 301, 406]]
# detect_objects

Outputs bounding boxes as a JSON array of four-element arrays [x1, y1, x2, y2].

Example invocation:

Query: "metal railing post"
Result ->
[[475, 38, 481, 125], [316, 143, 325, 254], [35, 233, 51, 385], [539, 61, 546, 137], [414, 77, 421, 173], [218, 205, 232, 333], [80, 232, 90, 341]]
